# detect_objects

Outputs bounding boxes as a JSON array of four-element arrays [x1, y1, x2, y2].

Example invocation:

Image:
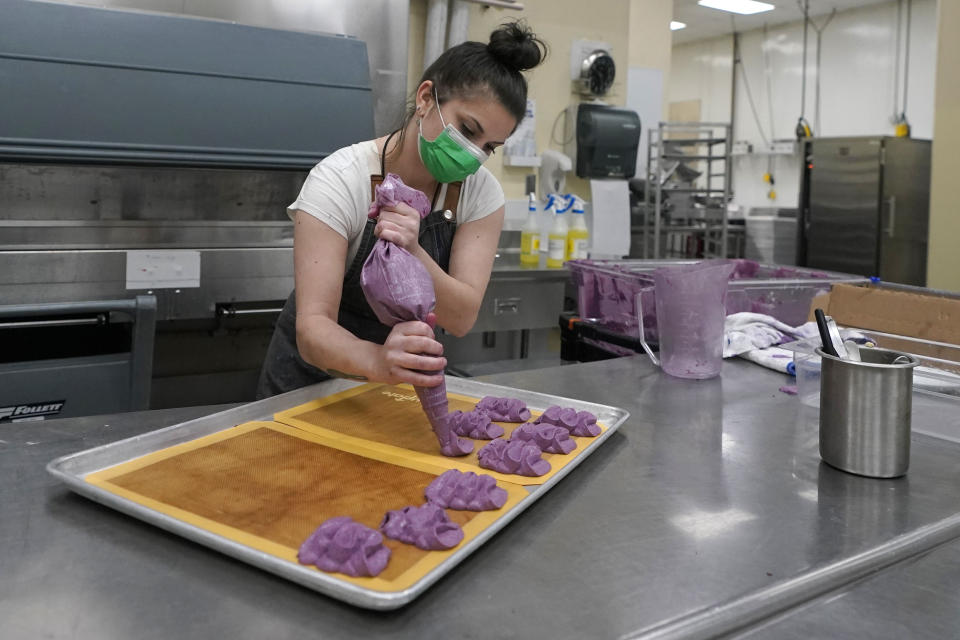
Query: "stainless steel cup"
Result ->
[[816, 347, 918, 478]]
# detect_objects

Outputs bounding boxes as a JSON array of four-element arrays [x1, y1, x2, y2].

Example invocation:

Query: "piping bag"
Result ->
[[360, 173, 473, 457]]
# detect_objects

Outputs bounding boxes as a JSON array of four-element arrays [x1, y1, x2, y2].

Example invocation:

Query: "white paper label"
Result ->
[[548, 238, 565, 261], [126, 250, 201, 289]]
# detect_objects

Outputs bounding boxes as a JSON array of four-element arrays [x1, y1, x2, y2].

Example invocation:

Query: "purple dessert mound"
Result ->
[[477, 437, 551, 477], [297, 516, 391, 577], [533, 406, 601, 437], [424, 469, 509, 511], [415, 385, 474, 457], [448, 409, 505, 440], [475, 396, 532, 423], [512, 422, 577, 454], [379, 503, 464, 551]]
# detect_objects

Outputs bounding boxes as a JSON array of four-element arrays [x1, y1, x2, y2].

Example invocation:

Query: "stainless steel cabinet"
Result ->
[[799, 137, 930, 286]]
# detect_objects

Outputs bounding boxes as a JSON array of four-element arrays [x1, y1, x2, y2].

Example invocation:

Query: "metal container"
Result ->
[[817, 347, 919, 478]]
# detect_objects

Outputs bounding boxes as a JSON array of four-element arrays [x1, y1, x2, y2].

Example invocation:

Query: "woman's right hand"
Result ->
[[377, 319, 446, 387]]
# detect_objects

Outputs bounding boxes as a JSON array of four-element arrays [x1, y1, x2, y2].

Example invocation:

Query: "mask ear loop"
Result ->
[[428, 83, 487, 164], [418, 85, 446, 142], [433, 86, 447, 129]]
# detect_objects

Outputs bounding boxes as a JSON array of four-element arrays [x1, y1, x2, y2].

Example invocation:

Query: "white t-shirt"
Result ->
[[288, 140, 505, 267]]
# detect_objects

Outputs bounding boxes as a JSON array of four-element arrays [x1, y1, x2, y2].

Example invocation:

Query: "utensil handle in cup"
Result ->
[[635, 289, 660, 367]]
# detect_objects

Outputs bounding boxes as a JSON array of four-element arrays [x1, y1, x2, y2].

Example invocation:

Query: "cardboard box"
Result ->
[[809, 284, 960, 370]]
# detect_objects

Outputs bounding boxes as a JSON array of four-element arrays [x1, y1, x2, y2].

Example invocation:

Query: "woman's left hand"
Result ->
[[374, 202, 422, 252]]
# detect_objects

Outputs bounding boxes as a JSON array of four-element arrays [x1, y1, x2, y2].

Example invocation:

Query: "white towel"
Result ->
[[738, 346, 795, 374], [723, 312, 820, 359]]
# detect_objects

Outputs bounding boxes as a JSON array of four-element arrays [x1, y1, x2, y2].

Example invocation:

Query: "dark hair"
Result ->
[[391, 20, 546, 152], [427, 20, 546, 123]]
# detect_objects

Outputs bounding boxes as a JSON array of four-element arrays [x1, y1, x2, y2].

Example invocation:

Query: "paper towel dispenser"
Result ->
[[564, 103, 641, 179]]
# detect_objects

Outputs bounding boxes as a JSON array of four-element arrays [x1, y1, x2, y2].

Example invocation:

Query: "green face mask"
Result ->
[[418, 90, 488, 183]]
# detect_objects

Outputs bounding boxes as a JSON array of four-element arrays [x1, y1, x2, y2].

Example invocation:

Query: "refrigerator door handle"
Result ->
[[884, 195, 897, 238]]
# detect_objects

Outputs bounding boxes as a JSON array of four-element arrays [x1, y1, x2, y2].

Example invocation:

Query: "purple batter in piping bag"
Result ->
[[448, 409, 504, 439], [477, 438, 551, 477], [361, 173, 472, 457], [511, 422, 577, 454], [475, 396, 531, 422], [415, 382, 473, 456], [533, 406, 601, 437], [379, 503, 464, 551], [424, 469, 508, 511], [297, 516, 391, 577], [366, 172, 433, 223]]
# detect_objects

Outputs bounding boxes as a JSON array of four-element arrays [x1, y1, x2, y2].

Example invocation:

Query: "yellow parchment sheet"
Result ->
[[85, 420, 527, 592], [273, 383, 608, 487]]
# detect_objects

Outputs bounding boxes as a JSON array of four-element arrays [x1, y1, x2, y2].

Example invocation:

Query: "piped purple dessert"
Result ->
[[416, 385, 474, 456], [533, 406, 602, 437], [361, 173, 473, 457], [379, 503, 464, 551], [297, 516, 391, 577], [475, 396, 531, 422], [511, 422, 577, 454], [477, 438, 551, 477], [448, 409, 504, 440], [424, 469, 508, 511]]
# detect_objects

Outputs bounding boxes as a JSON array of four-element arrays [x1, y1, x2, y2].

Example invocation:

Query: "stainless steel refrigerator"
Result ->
[[798, 137, 931, 286]]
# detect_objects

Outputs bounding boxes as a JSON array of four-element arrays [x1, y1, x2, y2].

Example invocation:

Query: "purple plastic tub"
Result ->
[[568, 259, 867, 343]]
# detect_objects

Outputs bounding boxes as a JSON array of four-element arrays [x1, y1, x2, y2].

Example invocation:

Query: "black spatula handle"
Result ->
[[815, 308, 839, 358]]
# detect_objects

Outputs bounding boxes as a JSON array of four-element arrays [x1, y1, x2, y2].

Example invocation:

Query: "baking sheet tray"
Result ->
[[47, 377, 629, 610]]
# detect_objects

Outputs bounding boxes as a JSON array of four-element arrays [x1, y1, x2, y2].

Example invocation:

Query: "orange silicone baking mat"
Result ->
[[84, 420, 527, 593], [272, 383, 608, 486]]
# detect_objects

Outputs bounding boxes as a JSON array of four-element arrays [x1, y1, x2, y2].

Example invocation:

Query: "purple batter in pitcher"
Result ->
[[652, 260, 735, 379]]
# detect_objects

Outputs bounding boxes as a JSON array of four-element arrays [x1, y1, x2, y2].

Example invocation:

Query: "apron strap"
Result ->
[[440, 181, 463, 220], [370, 174, 384, 197]]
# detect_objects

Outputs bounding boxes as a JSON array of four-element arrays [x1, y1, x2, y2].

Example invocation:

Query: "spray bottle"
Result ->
[[520, 192, 541, 266], [546, 194, 568, 269], [566, 195, 589, 260]]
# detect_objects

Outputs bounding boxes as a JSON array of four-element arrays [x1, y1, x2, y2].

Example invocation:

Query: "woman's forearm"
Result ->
[[295, 313, 383, 380]]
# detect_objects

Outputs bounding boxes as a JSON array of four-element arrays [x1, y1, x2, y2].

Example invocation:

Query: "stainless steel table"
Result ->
[[472, 252, 569, 337], [739, 539, 960, 639], [3, 357, 960, 640]]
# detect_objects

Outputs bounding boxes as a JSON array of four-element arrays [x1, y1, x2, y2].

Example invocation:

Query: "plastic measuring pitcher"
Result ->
[[636, 260, 735, 379]]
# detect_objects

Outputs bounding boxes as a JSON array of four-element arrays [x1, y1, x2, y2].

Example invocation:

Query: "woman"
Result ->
[[257, 21, 547, 398]]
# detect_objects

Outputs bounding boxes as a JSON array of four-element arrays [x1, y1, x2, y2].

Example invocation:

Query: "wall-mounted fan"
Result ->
[[577, 49, 615, 97]]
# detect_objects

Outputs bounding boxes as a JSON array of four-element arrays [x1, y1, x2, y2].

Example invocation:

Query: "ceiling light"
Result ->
[[697, 0, 775, 15], [670, 21, 687, 30]]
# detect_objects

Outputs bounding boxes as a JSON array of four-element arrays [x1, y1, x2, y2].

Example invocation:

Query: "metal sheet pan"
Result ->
[[47, 377, 629, 610]]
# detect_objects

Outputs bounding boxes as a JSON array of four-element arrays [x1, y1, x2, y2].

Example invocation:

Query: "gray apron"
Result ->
[[256, 135, 462, 398]]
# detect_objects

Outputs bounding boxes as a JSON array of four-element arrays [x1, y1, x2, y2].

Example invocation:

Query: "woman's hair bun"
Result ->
[[487, 20, 546, 73]]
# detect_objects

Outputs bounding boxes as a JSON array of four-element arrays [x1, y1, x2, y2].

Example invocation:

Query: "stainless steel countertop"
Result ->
[[3, 357, 960, 640], [489, 251, 570, 280], [739, 539, 960, 639]]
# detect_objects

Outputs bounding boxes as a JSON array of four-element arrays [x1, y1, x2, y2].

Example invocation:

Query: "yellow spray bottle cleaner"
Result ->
[[545, 195, 568, 269], [566, 196, 589, 260], [520, 192, 541, 266]]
